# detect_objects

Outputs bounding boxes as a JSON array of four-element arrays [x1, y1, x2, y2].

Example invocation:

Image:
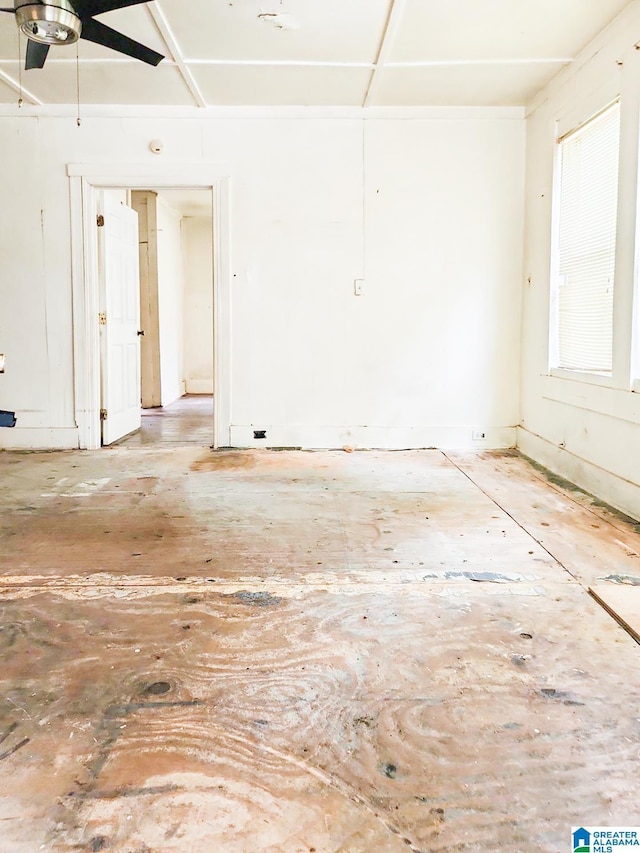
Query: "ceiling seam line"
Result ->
[[364, 0, 409, 108], [183, 60, 375, 68], [385, 58, 574, 67], [146, 0, 207, 108], [0, 67, 41, 105]]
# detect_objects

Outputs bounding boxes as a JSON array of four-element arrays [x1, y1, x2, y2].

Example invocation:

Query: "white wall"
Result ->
[[156, 195, 185, 406], [0, 117, 73, 448], [182, 215, 214, 395], [0, 106, 525, 450], [520, 1, 640, 520]]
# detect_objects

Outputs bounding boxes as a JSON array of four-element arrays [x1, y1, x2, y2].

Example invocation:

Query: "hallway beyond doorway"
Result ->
[[115, 395, 214, 447]]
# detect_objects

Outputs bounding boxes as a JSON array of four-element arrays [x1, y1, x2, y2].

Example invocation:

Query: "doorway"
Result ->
[[68, 163, 231, 451], [99, 187, 216, 447]]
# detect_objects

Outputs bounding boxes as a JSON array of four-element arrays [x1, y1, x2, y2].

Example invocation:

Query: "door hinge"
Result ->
[[97, 214, 105, 227], [99, 312, 107, 326], [100, 408, 108, 421]]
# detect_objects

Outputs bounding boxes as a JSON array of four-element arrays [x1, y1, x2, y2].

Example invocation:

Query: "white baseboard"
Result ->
[[185, 380, 214, 395], [517, 427, 640, 522], [228, 425, 517, 450], [0, 427, 79, 450]]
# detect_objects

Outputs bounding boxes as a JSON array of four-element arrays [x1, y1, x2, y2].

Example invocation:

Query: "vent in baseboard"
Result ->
[[253, 430, 267, 440]]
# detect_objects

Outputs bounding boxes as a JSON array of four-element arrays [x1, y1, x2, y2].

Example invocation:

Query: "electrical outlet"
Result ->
[[472, 429, 487, 441]]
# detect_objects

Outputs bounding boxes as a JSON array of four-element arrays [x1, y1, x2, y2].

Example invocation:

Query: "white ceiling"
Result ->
[[0, 0, 633, 107], [157, 188, 212, 218]]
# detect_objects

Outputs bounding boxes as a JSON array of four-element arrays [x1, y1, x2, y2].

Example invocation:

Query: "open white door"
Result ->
[[98, 192, 142, 445]]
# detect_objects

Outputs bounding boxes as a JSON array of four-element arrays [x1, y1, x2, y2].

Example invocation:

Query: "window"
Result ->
[[553, 101, 621, 375]]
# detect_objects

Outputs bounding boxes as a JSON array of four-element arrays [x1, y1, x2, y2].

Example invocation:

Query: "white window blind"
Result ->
[[555, 102, 620, 374]]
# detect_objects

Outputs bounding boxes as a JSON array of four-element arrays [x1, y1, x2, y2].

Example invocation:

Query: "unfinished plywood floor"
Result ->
[[1, 448, 639, 852]]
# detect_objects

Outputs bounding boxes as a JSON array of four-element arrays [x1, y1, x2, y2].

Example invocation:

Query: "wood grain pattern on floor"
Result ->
[[0, 448, 639, 852]]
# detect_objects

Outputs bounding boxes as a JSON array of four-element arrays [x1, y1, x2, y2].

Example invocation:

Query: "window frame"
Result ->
[[548, 98, 622, 380]]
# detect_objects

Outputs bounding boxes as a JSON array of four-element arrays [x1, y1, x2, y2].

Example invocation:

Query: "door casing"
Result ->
[[68, 163, 231, 450]]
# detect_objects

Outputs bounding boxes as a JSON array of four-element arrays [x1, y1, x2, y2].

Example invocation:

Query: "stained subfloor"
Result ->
[[115, 394, 214, 447], [1, 448, 640, 852]]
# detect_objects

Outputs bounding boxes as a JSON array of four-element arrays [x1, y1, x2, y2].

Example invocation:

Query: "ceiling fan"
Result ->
[[0, 0, 164, 69]]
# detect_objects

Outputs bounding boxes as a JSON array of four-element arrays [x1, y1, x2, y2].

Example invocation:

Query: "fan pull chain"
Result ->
[[17, 29, 23, 108], [76, 42, 81, 127]]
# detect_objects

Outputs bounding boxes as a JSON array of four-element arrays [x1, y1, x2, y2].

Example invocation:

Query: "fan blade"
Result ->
[[72, 0, 153, 18], [25, 40, 50, 70], [80, 18, 163, 65]]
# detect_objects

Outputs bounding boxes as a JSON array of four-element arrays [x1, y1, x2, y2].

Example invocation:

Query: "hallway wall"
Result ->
[[156, 196, 185, 406], [182, 216, 214, 395]]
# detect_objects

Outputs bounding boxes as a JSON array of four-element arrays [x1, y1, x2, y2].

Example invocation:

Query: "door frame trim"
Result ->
[[68, 163, 231, 450]]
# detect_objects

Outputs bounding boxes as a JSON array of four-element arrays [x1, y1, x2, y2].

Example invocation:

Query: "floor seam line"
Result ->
[[442, 452, 580, 583]]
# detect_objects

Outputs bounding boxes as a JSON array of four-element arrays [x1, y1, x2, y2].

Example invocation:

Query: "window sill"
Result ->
[[549, 367, 614, 389]]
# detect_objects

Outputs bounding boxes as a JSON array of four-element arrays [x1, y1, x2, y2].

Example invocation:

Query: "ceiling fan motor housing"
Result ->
[[16, 1, 81, 45]]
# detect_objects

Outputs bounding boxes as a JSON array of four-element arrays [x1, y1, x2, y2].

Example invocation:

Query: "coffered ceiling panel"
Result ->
[[3, 60, 192, 105], [193, 64, 372, 107], [370, 62, 570, 108], [392, 0, 633, 62], [159, 0, 391, 63]]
